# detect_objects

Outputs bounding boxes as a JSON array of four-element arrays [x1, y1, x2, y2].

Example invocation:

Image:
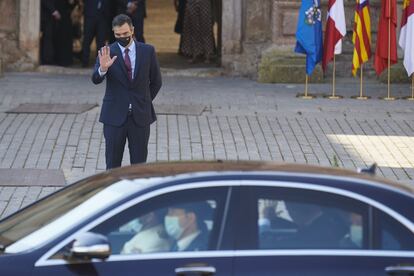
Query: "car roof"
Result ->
[[80, 161, 414, 195]]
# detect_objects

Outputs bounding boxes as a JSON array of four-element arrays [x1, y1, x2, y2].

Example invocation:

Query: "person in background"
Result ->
[[180, 0, 215, 64], [71, 1, 83, 61], [285, 201, 355, 249], [82, 0, 111, 67], [121, 211, 171, 254], [40, 0, 61, 64], [173, 0, 186, 55], [54, 0, 78, 66], [113, 0, 146, 43], [164, 202, 212, 252]]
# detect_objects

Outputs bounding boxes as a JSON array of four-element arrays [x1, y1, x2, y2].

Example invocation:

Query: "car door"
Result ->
[[233, 181, 414, 276], [32, 184, 235, 276]]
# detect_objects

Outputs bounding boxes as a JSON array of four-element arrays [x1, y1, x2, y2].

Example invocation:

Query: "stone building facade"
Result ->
[[222, 0, 407, 82], [0, 0, 407, 82]]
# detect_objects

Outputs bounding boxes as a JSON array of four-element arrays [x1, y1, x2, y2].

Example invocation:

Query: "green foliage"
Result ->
[[332, 155, 339, 168]]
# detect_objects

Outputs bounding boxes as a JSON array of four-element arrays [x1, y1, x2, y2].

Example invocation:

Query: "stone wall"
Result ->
[[0, 0, 40, 72]]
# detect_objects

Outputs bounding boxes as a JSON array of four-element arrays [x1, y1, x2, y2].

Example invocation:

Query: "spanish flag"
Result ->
[[399, 0, 414, 76], [373, 0, 397, 76], [352, 0, 372, 76]]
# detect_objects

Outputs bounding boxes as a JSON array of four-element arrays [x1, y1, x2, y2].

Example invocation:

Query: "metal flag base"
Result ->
[[323, 95, 343, 99], [297, 75, 316, 99], [403, 75, 414, 100], [379, 96, 398, 101], [351, 95, 370, 100], [296, 94, 316, 99]]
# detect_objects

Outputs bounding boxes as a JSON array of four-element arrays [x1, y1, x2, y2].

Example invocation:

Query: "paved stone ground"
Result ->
[[0, 71, 413, 218]]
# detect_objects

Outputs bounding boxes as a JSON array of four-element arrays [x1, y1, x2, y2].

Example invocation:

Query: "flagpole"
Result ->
[[360, 64, 364, 98], [297, 74, 315, 99], [353, 64, 369, 99], [326, 55, 343, 99], [306, 74, 309, 96], [408, 74, 414, 100], [410, 74, 414, 100], [382, 0, 395, 100]]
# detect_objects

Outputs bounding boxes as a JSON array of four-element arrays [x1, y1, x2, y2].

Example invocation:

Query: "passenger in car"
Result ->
[[259, 205, 297, 233], [121, 211, 171, 254], [164, 202, 212, 251], [284, 201, 355, 249]]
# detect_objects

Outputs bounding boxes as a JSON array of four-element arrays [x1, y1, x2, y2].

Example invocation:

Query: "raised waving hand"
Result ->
[[99, 46, 117, 72]]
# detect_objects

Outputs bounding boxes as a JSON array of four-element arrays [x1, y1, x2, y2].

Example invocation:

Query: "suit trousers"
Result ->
[[103, 113, 150, 169], [82, 16, 108, 66], [131, 13, 145, 43]]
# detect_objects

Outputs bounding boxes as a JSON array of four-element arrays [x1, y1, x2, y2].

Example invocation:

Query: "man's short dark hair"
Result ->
[[171, 202, 213, 221], [112, 14, 133, 28]]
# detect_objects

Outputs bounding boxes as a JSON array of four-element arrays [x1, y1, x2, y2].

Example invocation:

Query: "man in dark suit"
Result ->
[[82, 0, 112, 67], [113, 0, 146, 42], [92, 14, 162, 170], [164, 202, 212, 252], [40, 0, 61, 64], [285, 201, 353, 249]]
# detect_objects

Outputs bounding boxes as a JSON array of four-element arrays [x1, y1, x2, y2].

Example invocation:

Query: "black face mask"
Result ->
[[116, 36, 132, 47]]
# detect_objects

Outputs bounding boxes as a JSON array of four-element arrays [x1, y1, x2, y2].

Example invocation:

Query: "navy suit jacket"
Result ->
[[92, 41, 162, 127], [184, 230, 209, 252]]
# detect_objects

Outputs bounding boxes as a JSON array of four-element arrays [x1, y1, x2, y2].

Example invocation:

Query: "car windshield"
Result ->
[[0, 175, 157, 253]]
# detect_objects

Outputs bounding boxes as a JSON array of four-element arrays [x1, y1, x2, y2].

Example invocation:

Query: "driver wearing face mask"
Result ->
[[164, 202, 212, 252], [121, 211, 171, 254]]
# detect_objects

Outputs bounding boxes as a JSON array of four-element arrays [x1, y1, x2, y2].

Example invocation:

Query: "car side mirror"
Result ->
[[68, 232, 111, 260]]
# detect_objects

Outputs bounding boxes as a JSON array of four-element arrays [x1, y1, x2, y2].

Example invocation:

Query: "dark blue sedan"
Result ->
[[1, 161, 414, 275]]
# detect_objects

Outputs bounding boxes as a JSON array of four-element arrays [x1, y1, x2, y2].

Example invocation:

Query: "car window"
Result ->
[[3, 179, 147, 254], [51, 186, 228, 258], [254, 187, 367, 250], [376, 210, 414, 251]]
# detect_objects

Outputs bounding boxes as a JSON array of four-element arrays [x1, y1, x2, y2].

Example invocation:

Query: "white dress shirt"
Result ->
[[177, 230, 201, 251], [121, 224, 171, 254], [118, 40, 136, 78]]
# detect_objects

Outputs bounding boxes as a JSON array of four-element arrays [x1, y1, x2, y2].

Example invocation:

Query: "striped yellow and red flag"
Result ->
[[352, 0, 372, 76]]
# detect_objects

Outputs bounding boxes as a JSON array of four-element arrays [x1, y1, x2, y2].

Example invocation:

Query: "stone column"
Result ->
[[19, 0, 41, 65], [222, 0, 243, 55], [0, 40, 3, 77]]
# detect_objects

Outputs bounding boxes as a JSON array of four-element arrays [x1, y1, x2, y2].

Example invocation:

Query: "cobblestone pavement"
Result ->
[[0, 71, 413, 218]]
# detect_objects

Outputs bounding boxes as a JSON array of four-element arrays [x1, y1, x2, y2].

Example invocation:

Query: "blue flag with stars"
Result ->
[[295, 0, 323, 75]]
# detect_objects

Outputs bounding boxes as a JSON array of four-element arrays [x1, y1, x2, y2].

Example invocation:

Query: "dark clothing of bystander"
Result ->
[[82, 0, 112, 67], [113, 0, 146, 43]]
